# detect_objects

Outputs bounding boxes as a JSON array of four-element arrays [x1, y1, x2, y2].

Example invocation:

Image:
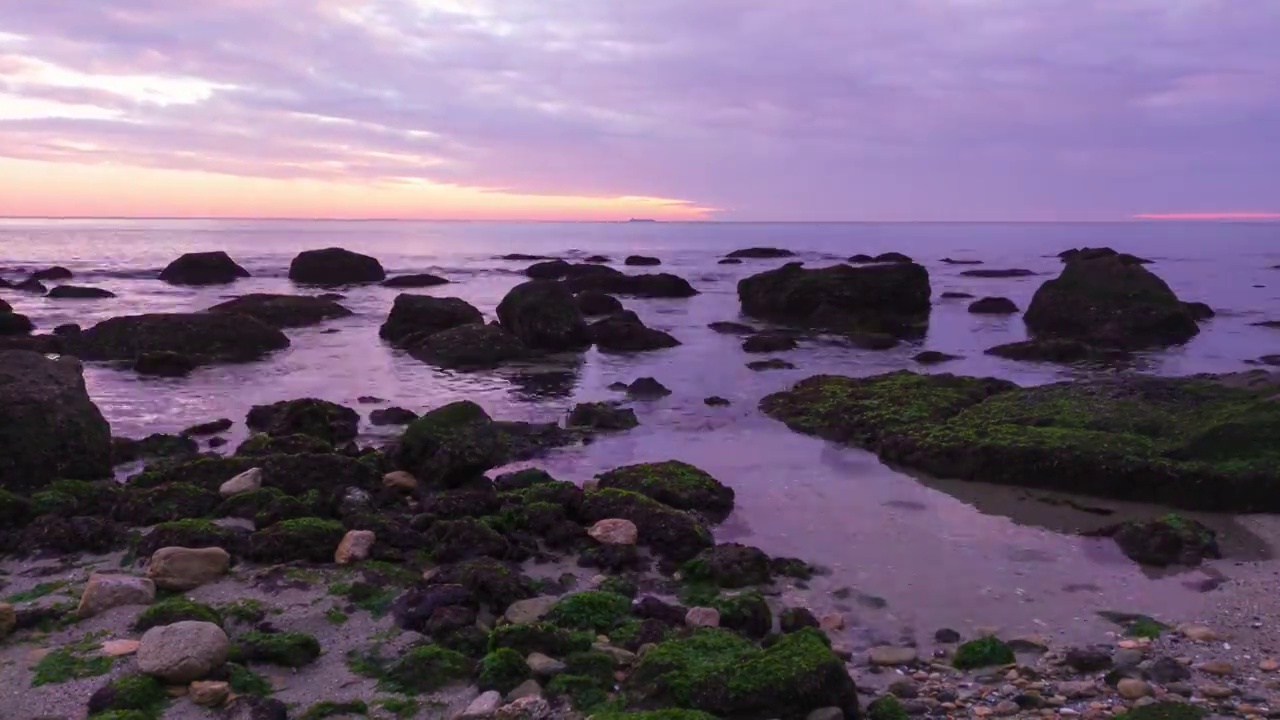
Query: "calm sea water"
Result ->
[[3, 218, 1279, 645]]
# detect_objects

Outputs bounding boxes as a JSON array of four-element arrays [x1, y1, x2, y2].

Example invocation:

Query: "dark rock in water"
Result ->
[[1025, 255, 1199, 349], [525, 259, 573, 279], [848, 332, 899, 350], [1250, 354, 1280, 367], [968, 297, 1019, 314], [370, 407, 418, 426], [625, 255, 661, 266], [960, 268, 1037, 278], [575, 291, 623, 316], [0, 298, 8, 313], [183, 418, 234, 436], [985, 339, 1120, 363], [71, 313, 290, 365], [747, 358, 795, 371], [1253, 320, 1280, 328], [112, 433, 200, 464], [940, 291, 974, 299], [357, 396, 385, 404], [14, 278, 46, 294], [526, 260, 620, 280], [406, 322, 529, 369], [567, 271, 699, 298], [30, 266, 73, 282], [581, 489, 712, 562], [497, 280, 590, 351], [567, 402, 638, 431], [382, 273, 449, 288], [0, 351, 112, 491], [590, 314, 680, 353], [0, 312, 34, 336], [727, 247, 796, 259], [236, 433, 331, 457], [246, 398, 360, 444], [708, 321, 757, 335], [1085, 515, 1221, 567], [159, 251, 251, 285], [1058, 247, 1151, 264], [941, 258, 983, 265], [288, 247, 386, 285], [625, 377, 671, 398], [1181, 301, 1214, 320], [47, 285, 115, 299], [498, 253, 557, 261], [207, 293, 352, 328], [704, 396, 731, 406], [607, 381, 629, 391], [379, 294, 483, 345], [934, 628, 962, 643], [584, 255, 611, 263], [738, 261, 930, 338], [875, 252, 913, 263], [762, 370, 1280, 511], [494, 468, 557, 492], [781, 607, 820, 633], [0, 333, 63, 353], [914, 351, 961, 364], [742, 333, 797, 353], [53, 323, 81, 336], [317, 292, 345, 301], [598, 460, 735, 521], [134, 351, 196, 377], [682, 543, 772, 587], [718, 258, 743, 265], [847, 254, 874, 263]]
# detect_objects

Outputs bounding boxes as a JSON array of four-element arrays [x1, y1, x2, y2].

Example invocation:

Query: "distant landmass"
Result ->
[[628, 218, 657, 223]]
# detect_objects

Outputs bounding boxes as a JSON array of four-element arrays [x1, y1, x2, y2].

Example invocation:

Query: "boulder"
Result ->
[[940, 291, 974, 299], [370, 406, 418, 426], [1182, 301, 1215, 320], [589, 314, 680, 352], [968, 297, 1019, 314], [708, 321, 757, 335], [30, 266, 73, 282], [146, 547, 231, 591], [738, 261, 931, 337], [379, 294, 483, 345], [406, 322, 529, 369], [719, 258, 742, 265], [137, 621, 230, 682], [1085, 515, 1221, 567], [219, 468, 263, 497], [913, 351, 961, 364], [335, 529, 376, 564], [0, 312, 34, 336], [525, 261, 620, 281], [596, 460, 735, 521], [498, 253, 557, 261], [685, 607, 721, 628], [288, 247, 386, 285], [742, 333, 797, 353], [959, 268, 1037, 278], [71, 313, 289, 365], [623, 377, 671, 398], [383, 273, 449, 288], [245, 398, 359, 444], [0, 298, 9, 313], [1058, 247, 1151, 264], [496, 281, 590, 351], [941, 258, 983, 265], [47, 285, 116, 299], [682, 543, 774, 588], [206, 294, 352, 328], [575, 291, 623, 316], [589, 518, 639, 545], [15, 278, 46, 294], [134, 351, 197, 377], [984, 339, 1117, 363], [726, 247, 795, 259], [1023, 255, 1199, 349], [78, 574, 156, 618], [625, 255, 662, 266], [566, 271, 698, 298], [0, 351, 112, 491], [159, 252, 250, 285], [567, 402, 639, 431], [183, 418, 234, 436], [580, 489, 712, 562], [747, 358, 795, 371]]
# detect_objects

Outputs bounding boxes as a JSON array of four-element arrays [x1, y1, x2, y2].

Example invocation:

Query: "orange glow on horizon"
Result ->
[[0, 157, 716, 221], [1134, 212, 1280, 221]]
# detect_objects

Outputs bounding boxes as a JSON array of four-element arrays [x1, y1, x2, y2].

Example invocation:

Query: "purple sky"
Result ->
[[1, 1, 1278, 220]]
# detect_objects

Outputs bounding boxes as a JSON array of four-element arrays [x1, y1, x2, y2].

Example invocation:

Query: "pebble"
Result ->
[[820, 612, 846, 632], [1262, 659, 1280, 672], [1199, 660, 1235, 676], [1117, 678, 1152, 700], [189, 681, 230, 707], [101, 639, 141, 656], [1200, 684, 1233, 699], [1180, 625, 1223, 642], [869, 646, 919, 666], [994, 700, 1020, 716]]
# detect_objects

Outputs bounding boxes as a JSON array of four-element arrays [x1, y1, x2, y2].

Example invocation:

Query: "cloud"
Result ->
[[0, 0, 1277, 218]]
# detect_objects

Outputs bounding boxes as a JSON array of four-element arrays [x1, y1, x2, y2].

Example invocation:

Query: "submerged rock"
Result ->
[[383, 273, 449, 288], [567, 402, 639, 431], [370, 406, 418, 426], [379, 294, 483, 345], [575, 291, 624, 316], [246, 398, 359, 445], [1182, 301, 1215, 320], [742, 333, 797, 353], [1058, 247, 1151, 264], [288, 247, 386, 285], [985, 339, 1122, 363], [1086, 514, 1221, 567], [47, 285, 116, 299], [726, 247, 796, 259], [589, 313, 680, 352], [968, 297, 1019, 314], [206, 293, 352, 328], [566, 271, 699, 298], [913, 351, 961, 364], [406, 322, 529, 369], [14, 278, 46, 294], [71, 313, 290, 365], [625, 255, 662, 266], [747, 358, 795, 371], [738, 261, 930, 338], [960, 268, 1037, 278], [497, 280, 591, 351], [708, 321, 757, 335], [159, 251, 251, 285]]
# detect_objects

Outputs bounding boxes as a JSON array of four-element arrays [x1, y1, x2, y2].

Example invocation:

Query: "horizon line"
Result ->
[[3, 215, 1279, 224]]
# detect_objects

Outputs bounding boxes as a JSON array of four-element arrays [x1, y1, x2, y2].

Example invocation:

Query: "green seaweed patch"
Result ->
[[953, 637, 1015, 670], [6, 580, 69, 604], [489, 622, 593, 657], [88, 673, 167, 719], [374, 697, 419, 719], [381, 645, 472, 694], [134, 597, 221, 632], [218, 598, 270, 624], [1126, 616, 1168, 639], [1111, 702, 1207, 720], [477, 648, 531, 693], [31, 479, 120, 517], [298, 700, 368, 720], [329, 581, 397, 618], [545, 591, 633, 633], [867, 695, 910, 720], [546, 673, 611, 712], [227, 662, 273, 696], [598, 576, 638, 599], [596, 460, 734, 520], [325, 607, 349, 625], [233, 631, 322, 667], [32, 632, 115, 686]]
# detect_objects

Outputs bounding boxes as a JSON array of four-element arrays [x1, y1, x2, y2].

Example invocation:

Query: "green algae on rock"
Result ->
[[545, 591, 633, 633], [134, 597, 222, 632], [596, 461, 735, 521], [1086, 514, 1221, 567], [246, 517, 346, 563], [952, 637, 1015, 670], [233, 630, 322, 667], [580, 489, 713, 562], [489, 622, 593, 657], [477, 648, 531, 693]]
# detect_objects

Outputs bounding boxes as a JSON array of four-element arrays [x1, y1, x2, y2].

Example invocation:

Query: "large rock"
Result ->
[[496, 281, 590, 351], [379, 294, 483, 345], [137, 621, 230, 683], [78, 574, 156, 618], [405, 323, 528, 369], [566, 272, 699, 298], [47, 285, 116, 299], [1086, 515, 1221, 567], [245, 398, 359, 444], [70, 313, 289, 365], [0, 351, 112, 491], [159, 252, 250, 285], [288, 247, 386, 285], [726, 247, 795, 259], [30, 266, 73, 282], [146, 547, 231, 590], [206, 294, 352, 328], [589, 313, 680, 352], [1023, 255, 1198, 349], [580, 489, 712, 562], [738, 261, 931, 337], [575, 291, 624, 316], [134, 351, 197, 377], [596, 460, 735, 521], [0, 312, 34, 336]]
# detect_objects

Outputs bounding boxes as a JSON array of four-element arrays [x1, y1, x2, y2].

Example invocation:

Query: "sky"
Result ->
[[0, 1, 1277, 221]]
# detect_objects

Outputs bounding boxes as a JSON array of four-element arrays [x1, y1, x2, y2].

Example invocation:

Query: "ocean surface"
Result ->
[[3, 218, 1279, 648]]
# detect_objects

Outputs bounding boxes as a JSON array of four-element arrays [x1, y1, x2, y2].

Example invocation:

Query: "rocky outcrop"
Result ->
[[134, 351, 197, 377], [496, 281, 590, 351], [565, 272, 698, 298], [0, 351, 112, 491], [625, 255, 661, 266], [47, 285, 116, 299], [379, 295, 483, 345], [206, 294, 352, 328], [245, 398, 359, 444], [382, 273, 449, 288], [0, 311, 33, 336], [589, 313, 680, 352], [575, 291, 623, 316], [738, 261, 931, 338], [70, 313, 289, 365], [726, 247, 795, 259], [406, 323, 529, 369], [159, 252, 251, 285], [30, 266, 73, 282], [288, 247, 386, 285]]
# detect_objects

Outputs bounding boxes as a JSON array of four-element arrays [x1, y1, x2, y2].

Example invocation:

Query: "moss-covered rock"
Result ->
[[30, 479, 120, 516], [136, 453, 377, 499], [392, 401, 502, 487], [546, 673, 611, 710], [713, 592, 772, 639], [428, 557, 535, 614], [738, 261, 930, 339], [1086, 514, 1220, 567], [86, 673, 167, 717], [567, 402, 640, 431], [596, 461, 734, 521], [245, 398, 359, 445], [953, 636, 1015, 670], [234, 631, 322, 667], [589, 314, 682, 353], [235, 433, 333, 457], [423, 518, 510, 563], [477, 648, 531, 693], [1110, 701, 1206, 720], [0, 488, 32, 527], [418, 490, 502, 519], [489, 622, 593, 657], [135, 518, 248, 558], [867, 695, 909, 720], [626, 627, 859, 718], [16, 514, 127, 555], [381, 645, 472, 693], [69, 312, 289, 366], [296, 700, 369, 720], [112, 482, 221, 526], [581, 489, 713, 562], [546, 591, 633, 633], [682, 544, 773, 588], [246, 517, 346, 563], [134, 597, 222, 631], [496, 280, 591, 351], [405, 322, 530, 370]]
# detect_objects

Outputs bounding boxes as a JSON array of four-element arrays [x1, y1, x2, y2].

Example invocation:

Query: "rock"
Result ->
[[133, 351, 197, 377], [1259, 658, 1278, 672], [1178, 625, 1221, 642], [1117, 678, 1152, 700], [1086, 515, 1220, 567], [934, 628, 962, 643], [0, 311, 34, 336], [580, 489, 712, 562], [137, 621, 230, 683], [159, 251, 251, 285], [870, 646, 919, 666], [379, 294, 484, 345], [596, 460, 735, 521], [506, 679, 542, 702], [626, 255, 661, 266], [682, 543, 772, 587], [685, 607, 721, 628], [288, 247, 385, 285], [71, 313, 290, 365], [1058, 247, 1151, 264], [224, 696, 288, 720], [146, 547, 230, 591], [941, 258, 983, 265], [1199, 684, 1233, 699], [1063, 647, 1112, 673], [0, 351, 112, 491], [1113, 648, 1144, 669], [624, 377, 671, 398], [1024, 255, 1199, 349], [727, 247, 796, 259], [968, 297, 1019, 314], [743, 333, 798, 353], [806, 708, 843, 720], [52, 322, 81, 336], [183, 418, 234, 436], [704, 396, 731, 406], [960, 268, 1037, 278], [708, 321, 758, 335], [589, 518, 639, 545], [245, 398, 359, 444], [206, 293, 352, 328], [821, 613, 846, 632], [567, 402, 638, 431], [1182, 301, 1215, 320], [461, 690, 503, 718], [407, 322, 530, 369], [383, 273, 449, 288], [14, 277, 45, 294], [913, 351, 961, 364], [566, 271, 698, 298], [28, 266, 72, 282], [494, 696, 552, 720], [189, 680, 231, 707], [78, 574, 156, 618], [335, 530, 376, 564], [383, 470, 419, 492], [525, 652, 566, 678], [504, 596, 559, 625], [984, 338, 1118, 363], [1146, 657, 1191, 684], [1198, 660, 1234, 676], [738, 261, 931, 337], [47, 285, 116, 299], [370, 406, 418, 426], [101, 639, 141, 656], [589, 313, 681, 352], [496, 281, 591, 351], [1007, 636, 1049, 654], [575, 291, 624, 316], [992, 700, 1020, 716], [748, 358, 797, 372], [220, 468, 263, 497], [0, 603, 14, 640]]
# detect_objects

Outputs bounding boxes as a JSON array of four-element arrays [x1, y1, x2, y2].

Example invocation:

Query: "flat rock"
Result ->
[[460, 690, 503, 719], [219, 467, 262, 497], [146, 547, 231, 591], [526, 652, 566, 678], [506, 679, 543, 702], [190, 680, 231, 707], [78, 574, 156, 618], [503, 596, 559, 625], [869, 646, 918, 666], [101, 639, 141, 656]]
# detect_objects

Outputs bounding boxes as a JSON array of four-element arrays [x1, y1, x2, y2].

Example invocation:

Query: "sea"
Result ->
[[2, 218, 1278, 647]]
